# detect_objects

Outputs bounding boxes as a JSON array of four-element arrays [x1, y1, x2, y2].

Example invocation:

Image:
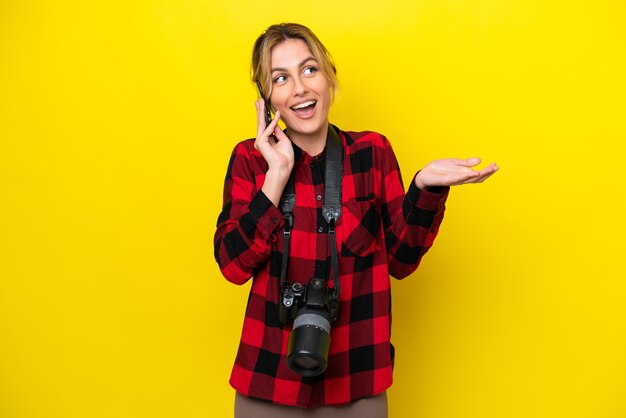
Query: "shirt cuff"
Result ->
[[406, 173, 450, 211], [248, 190, 286, 240]]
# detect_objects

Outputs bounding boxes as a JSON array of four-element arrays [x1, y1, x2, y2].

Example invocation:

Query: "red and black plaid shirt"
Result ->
[[214, 127, 448, 408]]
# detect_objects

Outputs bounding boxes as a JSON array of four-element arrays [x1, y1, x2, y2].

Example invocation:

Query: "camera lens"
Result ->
[[293, 356, 320, 370], [286, 308, 331, 377]]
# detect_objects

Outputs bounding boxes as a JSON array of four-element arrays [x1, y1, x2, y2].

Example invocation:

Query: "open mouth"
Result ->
[[290, 100, 317, 117]]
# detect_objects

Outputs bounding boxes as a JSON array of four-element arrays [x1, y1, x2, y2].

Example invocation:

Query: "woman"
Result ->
[[214, 23, 498, 417]]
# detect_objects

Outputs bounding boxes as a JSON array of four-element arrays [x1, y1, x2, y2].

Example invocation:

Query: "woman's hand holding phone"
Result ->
[[255, 99, 294, 206]]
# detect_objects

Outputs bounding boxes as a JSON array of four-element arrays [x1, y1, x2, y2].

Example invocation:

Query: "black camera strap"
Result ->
[[279, 176, 295, 289], [279, 125, 343, 321]]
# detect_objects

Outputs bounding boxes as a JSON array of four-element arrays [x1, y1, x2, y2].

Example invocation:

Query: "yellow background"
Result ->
[[1, 1, 625, 417]]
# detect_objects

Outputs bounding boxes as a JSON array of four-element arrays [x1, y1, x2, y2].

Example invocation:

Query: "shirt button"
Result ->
[[316, 194, 322, 201], [318, 227, 324, 233], [271, 217, 278, 224]]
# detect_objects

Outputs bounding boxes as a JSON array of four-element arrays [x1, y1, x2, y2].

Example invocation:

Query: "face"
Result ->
[[268, 38, 331, 141]]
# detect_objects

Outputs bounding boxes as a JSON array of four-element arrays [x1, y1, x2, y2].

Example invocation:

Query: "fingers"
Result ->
[[255, 110, 289, 159], [255, 99, 265, 138], [456, 163, 499, 185], [264, 110, 280, 136], [449, 170, 480, 185], [257, 109, 279, 144], [459, 157, 482, 167], [476, 163, 499, 182], [255, 102, 272, 153], [272, 112, 291, 142], [256, 98, 281, 137]]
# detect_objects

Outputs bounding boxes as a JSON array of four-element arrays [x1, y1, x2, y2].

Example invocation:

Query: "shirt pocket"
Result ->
[[340, 196, 382, 257]]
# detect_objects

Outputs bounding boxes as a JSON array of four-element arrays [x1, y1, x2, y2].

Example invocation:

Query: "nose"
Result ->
[[292, 75, 308, 96]]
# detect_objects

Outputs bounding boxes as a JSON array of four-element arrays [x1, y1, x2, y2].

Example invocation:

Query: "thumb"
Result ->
[[460, 157, 481, 167], [274, 126, 290, 143], [272, 111, 289, 142]]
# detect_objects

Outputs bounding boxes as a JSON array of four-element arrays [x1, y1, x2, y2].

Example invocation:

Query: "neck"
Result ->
[[287, 121, 329, 156]]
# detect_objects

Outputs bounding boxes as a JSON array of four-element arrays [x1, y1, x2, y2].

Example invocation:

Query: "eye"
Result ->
[[273, 74, 287, 83], [303, 66, 318, 76]]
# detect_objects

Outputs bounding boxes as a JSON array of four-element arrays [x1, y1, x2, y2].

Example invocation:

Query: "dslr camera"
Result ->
[[279, 278, 338, 377]]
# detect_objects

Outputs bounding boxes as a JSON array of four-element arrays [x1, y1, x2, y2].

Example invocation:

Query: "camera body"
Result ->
[[279, 282, 305, 324], [279, 278, 338, 377]]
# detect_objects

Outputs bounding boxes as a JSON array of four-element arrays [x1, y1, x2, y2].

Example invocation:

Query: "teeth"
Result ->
[[291, 100, 316, 110]]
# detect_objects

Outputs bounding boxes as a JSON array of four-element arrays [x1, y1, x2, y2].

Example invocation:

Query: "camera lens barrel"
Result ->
[[286, 308, 331, 377]]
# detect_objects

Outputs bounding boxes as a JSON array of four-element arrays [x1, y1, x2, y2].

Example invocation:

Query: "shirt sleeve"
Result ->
[[213, 142, 286, 285], [378, 136, 449, 279]]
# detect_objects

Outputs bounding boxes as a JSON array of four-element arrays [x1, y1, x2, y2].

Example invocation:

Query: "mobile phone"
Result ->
[[256, 80, 273, 127]]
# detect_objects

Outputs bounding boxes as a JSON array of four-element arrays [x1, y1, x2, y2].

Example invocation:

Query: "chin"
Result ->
[[286, 116, 326, 135], [291, 124, 325, 137]]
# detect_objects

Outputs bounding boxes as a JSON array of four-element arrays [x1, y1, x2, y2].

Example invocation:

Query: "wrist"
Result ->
[[262, 168, 291, 207], [266, 166, 291, 185], [414, 172, 427, 190]]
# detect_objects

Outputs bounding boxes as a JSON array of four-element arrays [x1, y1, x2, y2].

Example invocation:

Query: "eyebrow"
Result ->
[[271, 56, 317, 73]]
